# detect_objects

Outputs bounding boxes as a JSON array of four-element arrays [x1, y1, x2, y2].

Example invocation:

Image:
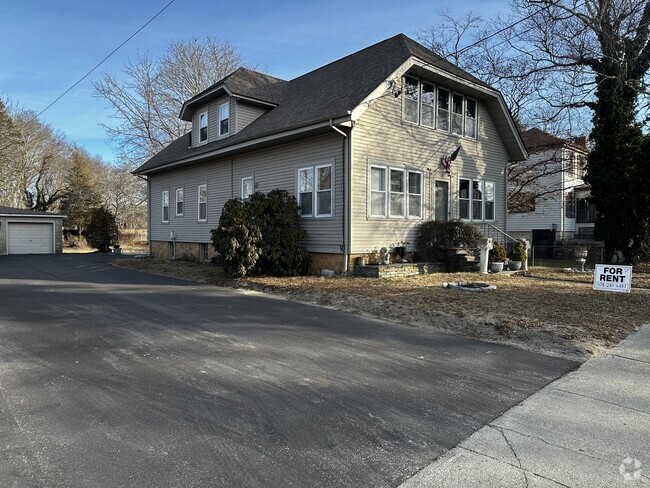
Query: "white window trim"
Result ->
[[403, 76, 420, 126], [218, 102, 229, 137], [175, 188, 184, 216], [369, 164, 387, 217], [407, 170, 423, 219], [198, 111, 208, 144], [369, 164, 423, 220], [458, 177, 496, 222], [162, 190, 169, 223], [241, 177, 253, 200], [197, 184, 207, 222], [297, 162, 334, 218]]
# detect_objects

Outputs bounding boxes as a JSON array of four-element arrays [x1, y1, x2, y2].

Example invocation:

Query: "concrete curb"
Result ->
[[399, 324, 650, 487]]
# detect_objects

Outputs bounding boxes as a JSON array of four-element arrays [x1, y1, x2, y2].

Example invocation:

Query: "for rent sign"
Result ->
[[593, 265, 632, 293]]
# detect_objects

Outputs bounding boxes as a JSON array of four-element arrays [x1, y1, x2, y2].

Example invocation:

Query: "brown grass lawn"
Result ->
[[115, 258, 650, 361]]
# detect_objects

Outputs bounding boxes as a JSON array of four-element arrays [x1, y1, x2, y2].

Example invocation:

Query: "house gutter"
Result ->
[[330, 119, 351, 274], [136, 174, 152, 255]]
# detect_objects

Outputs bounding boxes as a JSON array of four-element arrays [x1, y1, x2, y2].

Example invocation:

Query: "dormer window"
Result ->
[[219, 102, 229, 136], [199, 111, 208, 143]]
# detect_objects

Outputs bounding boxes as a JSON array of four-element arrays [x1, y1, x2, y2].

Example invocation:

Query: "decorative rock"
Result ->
[[320, 269, 336, 278]]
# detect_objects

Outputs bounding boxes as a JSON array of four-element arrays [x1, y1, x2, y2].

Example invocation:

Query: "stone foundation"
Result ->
[[150, 240, 217, 261], [309, 252, 347, 274]]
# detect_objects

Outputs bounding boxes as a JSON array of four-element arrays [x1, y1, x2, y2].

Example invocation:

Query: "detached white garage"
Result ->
[[0, 206, 65, 255]]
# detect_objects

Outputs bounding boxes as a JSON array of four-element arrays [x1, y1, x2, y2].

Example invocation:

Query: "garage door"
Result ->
[[7, 222, 54, 254]]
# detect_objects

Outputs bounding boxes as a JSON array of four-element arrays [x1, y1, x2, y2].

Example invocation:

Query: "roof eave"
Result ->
[[136, 115, 352, 176]]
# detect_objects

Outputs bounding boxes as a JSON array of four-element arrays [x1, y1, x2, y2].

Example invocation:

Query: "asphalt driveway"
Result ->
[[0, 254, 578, 487]]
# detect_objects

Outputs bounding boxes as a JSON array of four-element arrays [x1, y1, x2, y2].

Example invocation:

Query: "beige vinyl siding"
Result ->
[[149, 133, 344, 252], [350, 88, 509, 253], [236, 100, 267, 132]]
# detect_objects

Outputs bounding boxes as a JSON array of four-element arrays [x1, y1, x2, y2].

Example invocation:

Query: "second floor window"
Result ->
[[198, 184, 207, 221], [175, 188, 184, 216], [403, 77, 477, 138], [219, 102, 229, 136], [199, 111, 208, 142]]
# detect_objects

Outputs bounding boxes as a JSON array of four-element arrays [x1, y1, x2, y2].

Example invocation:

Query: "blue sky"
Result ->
[[0, 0, 508, 163]]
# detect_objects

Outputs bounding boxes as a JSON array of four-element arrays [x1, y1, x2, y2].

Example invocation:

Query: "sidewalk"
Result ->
[[399, 324, 650, 487]]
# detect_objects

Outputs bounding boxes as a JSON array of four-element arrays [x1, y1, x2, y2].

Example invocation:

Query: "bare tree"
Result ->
[[10, 110, 70, 211], [94, 37, 252, 166], [98, 162, 147, 229]]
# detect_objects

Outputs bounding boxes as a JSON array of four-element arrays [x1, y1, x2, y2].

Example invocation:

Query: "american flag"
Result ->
[[440, 146, 461, 176]]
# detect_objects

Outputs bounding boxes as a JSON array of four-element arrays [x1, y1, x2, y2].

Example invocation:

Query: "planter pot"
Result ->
[[574, 249, 588, 259], [355, 256, 366, 267], [508, 260, 522, 271], [490, 262, 504, 273]]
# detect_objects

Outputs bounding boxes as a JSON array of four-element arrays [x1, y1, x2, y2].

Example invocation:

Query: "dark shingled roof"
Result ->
[[0, 206, 64, 217], [135, 34, 493, 175], [522, 128, 588, 153]]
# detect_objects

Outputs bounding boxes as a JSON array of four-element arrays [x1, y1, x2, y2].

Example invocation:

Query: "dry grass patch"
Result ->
[[115, 258, 650, 361]]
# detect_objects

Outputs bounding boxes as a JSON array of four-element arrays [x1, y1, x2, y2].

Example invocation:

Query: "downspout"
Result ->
[[137, 174, 151, 256], [330, 119, 350, 273]]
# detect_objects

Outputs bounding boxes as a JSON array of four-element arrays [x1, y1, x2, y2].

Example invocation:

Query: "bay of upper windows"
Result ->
[[404, 76, 477, 139]]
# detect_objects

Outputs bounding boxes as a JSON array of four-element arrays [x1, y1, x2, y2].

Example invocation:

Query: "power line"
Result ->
[[37, 0, 176, 117]]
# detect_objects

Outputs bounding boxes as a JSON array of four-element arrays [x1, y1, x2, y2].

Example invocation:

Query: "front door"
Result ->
[[434, 180, 449, 221]]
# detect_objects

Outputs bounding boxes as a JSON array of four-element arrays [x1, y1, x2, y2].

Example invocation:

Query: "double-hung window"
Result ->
[[403, 77, 419, 124], [370, 165, 422, 219], [199, 111, 208, 143], [370, 166, 387, 217], [175, 188, 184, 216], [465, 99, 477, 138], [298, 163, 332, 217], [421, 83, 435, 128], [437, 88, 450, 132], [162, 190, 169, 223], [390, 169, 405, 217], [219, 102, 229, 136], [408, 172, 422, 217], [197, 184, 207, 221], [241, 177, 253, 200], [452, 94, 464, 136], [459, 178, 495, 221]]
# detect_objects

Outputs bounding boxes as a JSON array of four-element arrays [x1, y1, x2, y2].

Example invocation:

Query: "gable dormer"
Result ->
[[179, 68, 287, 148]]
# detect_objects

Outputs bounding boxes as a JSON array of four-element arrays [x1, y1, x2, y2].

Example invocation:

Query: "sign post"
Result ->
[[593, 264, 632, 293]]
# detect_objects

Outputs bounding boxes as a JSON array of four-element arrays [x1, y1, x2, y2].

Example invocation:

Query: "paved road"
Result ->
[[0, 254, 577, 487]]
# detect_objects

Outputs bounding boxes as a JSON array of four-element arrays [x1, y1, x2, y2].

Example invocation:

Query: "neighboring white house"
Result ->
[[507, 128, 595, 251], [134, 34, 528, 273]]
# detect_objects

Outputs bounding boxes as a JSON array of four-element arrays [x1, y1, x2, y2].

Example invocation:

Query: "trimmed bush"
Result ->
[[84, 206, 119, 252], [489, 242, 507, 262], [247, 189, 309, 276], [508, 241, 527, 262], [211, 189, 308, 278], [211, 199, 261, 277], [417, 220, 482, 270]]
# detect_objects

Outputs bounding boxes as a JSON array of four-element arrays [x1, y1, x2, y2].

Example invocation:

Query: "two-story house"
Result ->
[[507, 128, 595, 254], [134, 34, 527, 273]]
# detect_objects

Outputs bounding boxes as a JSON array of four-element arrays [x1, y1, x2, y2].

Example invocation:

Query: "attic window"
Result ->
[[219, 102, 229, 136], [199, 111, 208, 142]]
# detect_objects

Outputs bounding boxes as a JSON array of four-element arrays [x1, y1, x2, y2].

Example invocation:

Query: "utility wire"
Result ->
[[37, 0, 176, 117]]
